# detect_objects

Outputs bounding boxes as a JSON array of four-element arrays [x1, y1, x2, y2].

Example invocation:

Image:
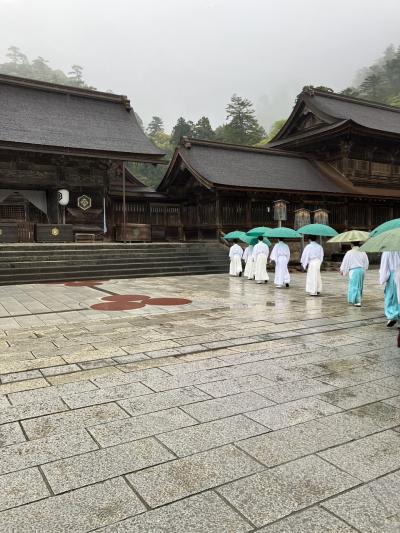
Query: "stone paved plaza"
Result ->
[[1, 270, 400, 531]]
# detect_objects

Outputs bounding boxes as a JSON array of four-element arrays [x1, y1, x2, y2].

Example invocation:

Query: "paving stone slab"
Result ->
[[96, 491, 252, 533], [217, 455, 359, 528], [0, 476, 145, 533], [8, 380, 97, 405], [0, 377, 49, 395], [256, 378, 336, 403], [318, 382, 399, 409], [21, 402, 128, 440], [62, 381, 153, 409], [128, 444, 263, 507], [0, 422, 26, 447], [0, 398, 68, 425], [118, 387, 210, 417], [0, 369, 42, 384], [257, 506, 357, 532], [323, 470, 400, 532], [89, 407, 197, 447], [157, 414, 268, 457], [237, 418, 354, 467], [195, 375, 274, 398], [318, 368, 389, 387], [90, 367, 168, 388], [246, 397, 342, 430], [0, 467, 50, 511], [0, 429, 97, 475], [319, 430, 400, 481], [181, 391, 274, 422], [41, 364, 81, 377], [42, 437, 174, 494]]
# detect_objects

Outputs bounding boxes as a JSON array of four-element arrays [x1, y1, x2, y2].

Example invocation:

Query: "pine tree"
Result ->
[[146, 116, 164, 137], [170, 117, 194, 146], [223, 94, 265, 145], [193, 117, 215, 140]]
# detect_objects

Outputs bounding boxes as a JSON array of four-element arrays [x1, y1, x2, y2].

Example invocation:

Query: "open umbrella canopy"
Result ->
[[264, 227, 301, 239], [370, 218, 400, 237], [327, 230, 370, 244], [247, 226, 271, 236], [297, 223, 338, 237], [223, 231, 247, 240], [242, 235, 271, 246], [360, 228, 400, 253]]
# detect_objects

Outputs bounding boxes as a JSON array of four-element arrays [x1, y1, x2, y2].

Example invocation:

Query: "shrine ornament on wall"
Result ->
[[77, 194, 92, 211]]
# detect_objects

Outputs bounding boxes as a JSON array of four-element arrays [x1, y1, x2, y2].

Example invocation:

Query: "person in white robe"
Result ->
[[339, 242, 369, 306], [252, 236, 269, 284], [300, 236, 324, 296], [229, 239, 243, 276], [243, 244, 255, 279], [270, 239, 290, 288], [379, 251, 400, 326]]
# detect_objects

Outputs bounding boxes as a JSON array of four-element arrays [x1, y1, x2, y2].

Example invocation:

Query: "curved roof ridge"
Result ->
[[304, 87, 400, 114]]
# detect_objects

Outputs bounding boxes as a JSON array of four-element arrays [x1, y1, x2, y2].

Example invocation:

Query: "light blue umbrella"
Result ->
[[264, 227, 301, 239]]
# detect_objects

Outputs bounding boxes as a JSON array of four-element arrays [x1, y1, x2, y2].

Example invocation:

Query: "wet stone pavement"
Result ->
[[0, 270, 400, 531]]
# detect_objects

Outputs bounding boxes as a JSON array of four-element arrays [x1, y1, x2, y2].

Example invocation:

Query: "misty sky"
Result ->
[[1, 0, 400, 133]]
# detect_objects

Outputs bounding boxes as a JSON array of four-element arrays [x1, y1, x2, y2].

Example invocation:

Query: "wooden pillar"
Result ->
[[246, 196, 252, 229], [367, 204, 372, 230], [196, 198, 200, 241], [215, 191, 222, 238], [122, 163, 126, 243]]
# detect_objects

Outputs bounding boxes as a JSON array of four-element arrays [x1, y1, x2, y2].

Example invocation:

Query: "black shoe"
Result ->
[[387, 319, 397, 328], [285, 283, 289, 288]]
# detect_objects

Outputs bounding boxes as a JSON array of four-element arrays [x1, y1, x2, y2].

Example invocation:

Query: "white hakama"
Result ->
[[270, 242, 290, 287], [243, 245, 254, 279], [252, 241, 269, 283], [305, 258, 322, 295], [229, 255, 242, 276], [229, 243, 243, 277], [301, 241, 324, 295]]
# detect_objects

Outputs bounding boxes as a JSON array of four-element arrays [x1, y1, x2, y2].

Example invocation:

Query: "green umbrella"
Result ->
[[264, 227, 301, 239], [327, 230, 370, 243], [223, 230, 247, 240], [241, 234, 271, 246], [360, 228, 400, 253], [247, 226, 271, 236], [370, 218, 400, 237], [297, 223, 338, 237]]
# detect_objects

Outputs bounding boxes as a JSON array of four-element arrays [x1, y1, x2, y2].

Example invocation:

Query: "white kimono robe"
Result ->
[[229, 243, 243, 276], [340, 247, 369, 276], [243, 245, 255, 279], [270, 242, 290, 286], [252, 241, 269, 283], [301, 242, 324, 295], [340, 247, 369, 304]]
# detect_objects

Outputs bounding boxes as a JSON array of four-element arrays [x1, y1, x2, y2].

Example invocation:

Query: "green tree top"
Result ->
[[146, 116, 164, 137], [171, 117, 195, 146], [193, 116, 215, 140], [0, 46, 94, 89], [223, 94, 265, 145]]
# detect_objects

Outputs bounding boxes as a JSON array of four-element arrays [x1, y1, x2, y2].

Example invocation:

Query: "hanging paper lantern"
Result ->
[[294, 208, 311, 229], [273, 200, 288, 222], [314, 208, 329, 225]]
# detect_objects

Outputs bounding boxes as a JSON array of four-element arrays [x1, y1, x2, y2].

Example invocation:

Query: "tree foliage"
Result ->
[[0, 46, 94, 88], [342, 44, 400, 105], [146, 116, 164, 137], [193, 116, 215, 140], [221, 94, 265, 145], [170, 117, 195, 145]]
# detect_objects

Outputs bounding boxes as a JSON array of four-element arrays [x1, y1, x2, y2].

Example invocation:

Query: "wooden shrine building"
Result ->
[[158, 88, 400, 240], [0, 73, 166, 242]]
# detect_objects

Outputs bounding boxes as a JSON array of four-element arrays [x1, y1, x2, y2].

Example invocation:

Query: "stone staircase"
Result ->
[[0, 242, 229, 285]]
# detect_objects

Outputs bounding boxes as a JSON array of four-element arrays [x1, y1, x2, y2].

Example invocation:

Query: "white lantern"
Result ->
[[57, 189, 69, 206]]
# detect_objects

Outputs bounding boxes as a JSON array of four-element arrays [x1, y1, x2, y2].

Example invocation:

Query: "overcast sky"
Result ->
[[1, 0, 400, 132]]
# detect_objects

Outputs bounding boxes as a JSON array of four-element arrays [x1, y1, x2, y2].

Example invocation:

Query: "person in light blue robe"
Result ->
[[340, 243, 369, 307], [379, 251, 400, 327]]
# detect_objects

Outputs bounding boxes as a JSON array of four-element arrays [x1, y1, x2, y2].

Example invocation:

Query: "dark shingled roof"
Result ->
[[161, 139, 346, 193], [0, 74, 164, 160], [306, 91, 400, 135]]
